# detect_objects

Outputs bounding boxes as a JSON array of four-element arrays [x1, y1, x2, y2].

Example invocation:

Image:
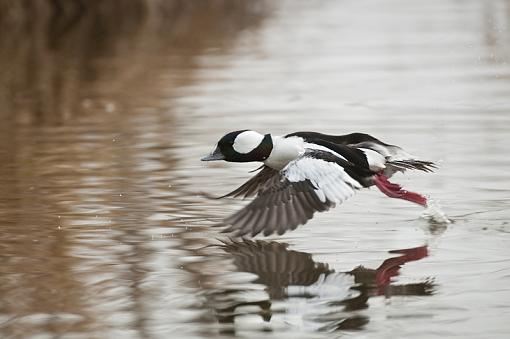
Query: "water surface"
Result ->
[[1, 1, 510, 338]]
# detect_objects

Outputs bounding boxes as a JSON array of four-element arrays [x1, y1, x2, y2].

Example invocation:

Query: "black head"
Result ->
[[201, 130, 273, 163]]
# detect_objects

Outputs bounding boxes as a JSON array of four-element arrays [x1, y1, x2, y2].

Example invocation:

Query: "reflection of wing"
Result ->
[[221, 150, 363, 237], [217, 240, 368, 330], [222, 240, 331, 299]]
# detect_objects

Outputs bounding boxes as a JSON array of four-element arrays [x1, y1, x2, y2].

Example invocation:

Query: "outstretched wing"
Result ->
[[221, 150, 363, 237], [218, 166, 278, 199]]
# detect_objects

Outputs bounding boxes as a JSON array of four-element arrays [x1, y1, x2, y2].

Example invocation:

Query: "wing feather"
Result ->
[[220, 151, 361, 237], [218, 166, 279, 199], [251, 207, 270, 236]]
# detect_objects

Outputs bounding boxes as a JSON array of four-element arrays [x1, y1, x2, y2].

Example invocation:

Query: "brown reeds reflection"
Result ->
[[0, 0, 270, 125], [0, 1, 270, 337]]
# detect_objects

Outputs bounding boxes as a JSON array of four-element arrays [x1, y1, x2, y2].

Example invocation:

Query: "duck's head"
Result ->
[[201, 130, 273, 163]]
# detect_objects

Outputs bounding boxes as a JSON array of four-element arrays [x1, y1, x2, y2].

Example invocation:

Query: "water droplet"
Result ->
[[82, 99, 93, 109], [105, 102, 116, 113]]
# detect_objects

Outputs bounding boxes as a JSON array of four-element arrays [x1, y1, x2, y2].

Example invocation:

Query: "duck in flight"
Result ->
[[202, 130, 436, 237]]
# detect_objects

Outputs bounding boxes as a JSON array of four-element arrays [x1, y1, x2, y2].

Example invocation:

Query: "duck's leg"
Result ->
[[373, 173, 427, 207]]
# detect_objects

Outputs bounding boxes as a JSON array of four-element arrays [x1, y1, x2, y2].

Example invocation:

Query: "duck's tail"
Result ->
[[387, 159, 436, 173]]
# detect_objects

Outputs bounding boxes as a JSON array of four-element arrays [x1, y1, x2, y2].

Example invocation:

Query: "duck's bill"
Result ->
[[201, 147, 225, 161]]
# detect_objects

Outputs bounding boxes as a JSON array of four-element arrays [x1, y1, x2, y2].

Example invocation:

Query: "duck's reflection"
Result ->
[[203, 240, 432, 333]]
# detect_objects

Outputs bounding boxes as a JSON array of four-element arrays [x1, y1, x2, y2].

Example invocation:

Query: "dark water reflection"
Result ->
[[1, 0, 510, 338], [194, 240, 432, 334]]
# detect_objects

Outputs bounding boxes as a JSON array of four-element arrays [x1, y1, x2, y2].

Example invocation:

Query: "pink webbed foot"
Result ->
[[373, 174, 427, 207]]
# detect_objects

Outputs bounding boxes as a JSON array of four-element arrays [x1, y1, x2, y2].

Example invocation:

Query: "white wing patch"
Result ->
[[355, 141, 415, 162], [284, 157, 362, 204], [385, 145, 416, 162], [359, 148, 386, 171]]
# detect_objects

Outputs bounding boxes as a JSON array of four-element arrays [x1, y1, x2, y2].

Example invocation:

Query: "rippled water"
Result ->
[[1, 0, 510, 338]]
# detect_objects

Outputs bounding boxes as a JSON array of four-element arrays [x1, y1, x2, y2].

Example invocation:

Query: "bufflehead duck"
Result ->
[[202, 130, 435, 237]]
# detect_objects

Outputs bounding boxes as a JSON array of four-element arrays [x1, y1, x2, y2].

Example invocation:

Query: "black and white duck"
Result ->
[[202, 130, 435, 237]]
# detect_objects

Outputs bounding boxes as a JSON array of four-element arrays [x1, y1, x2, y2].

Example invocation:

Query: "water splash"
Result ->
[[421, 199, 451, 224]]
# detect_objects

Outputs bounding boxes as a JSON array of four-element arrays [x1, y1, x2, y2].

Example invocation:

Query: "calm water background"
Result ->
[[1, 0, 510, 338]]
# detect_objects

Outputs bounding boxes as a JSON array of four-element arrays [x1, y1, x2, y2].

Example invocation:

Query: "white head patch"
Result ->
[[233, 131, 264, 154]]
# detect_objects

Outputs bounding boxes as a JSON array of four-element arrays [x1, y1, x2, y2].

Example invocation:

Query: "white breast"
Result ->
[[264, 136, 305, 170]]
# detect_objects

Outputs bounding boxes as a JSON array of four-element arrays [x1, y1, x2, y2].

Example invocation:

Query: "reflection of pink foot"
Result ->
[[373, 174, 427, 207], [375, 245, 428, 286]]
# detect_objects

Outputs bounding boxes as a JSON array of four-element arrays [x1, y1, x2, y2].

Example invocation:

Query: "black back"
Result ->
[[286, 132, 376, 181], [286, 131, 389, 146]]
